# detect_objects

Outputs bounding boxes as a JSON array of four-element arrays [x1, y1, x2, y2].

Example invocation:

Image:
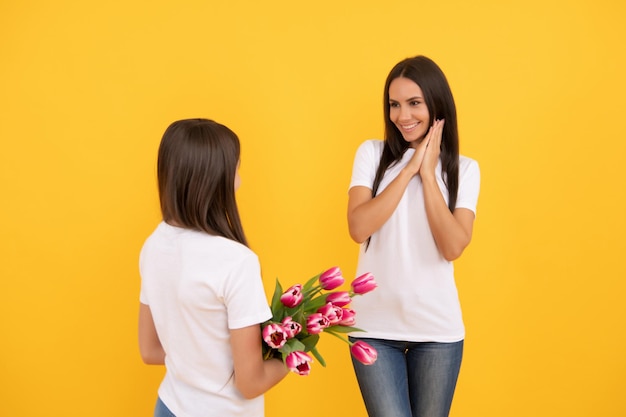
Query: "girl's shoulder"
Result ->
[[158, 222, 257, 259], [196, 233, 255, 257]]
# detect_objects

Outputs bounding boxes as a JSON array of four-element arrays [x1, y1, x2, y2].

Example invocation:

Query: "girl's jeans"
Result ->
[[350, 337, 463, 417], [154, 397, 175, 417]]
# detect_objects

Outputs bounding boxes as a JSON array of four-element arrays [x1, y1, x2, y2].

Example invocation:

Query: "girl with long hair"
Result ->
[[138, 119, 287, 417]]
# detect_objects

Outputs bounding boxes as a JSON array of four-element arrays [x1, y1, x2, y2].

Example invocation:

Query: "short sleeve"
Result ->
[[138, 236, 151, 305], [455, 157, 480, 214], [349, 140, 383, 191], [222, 252, 272, 329]]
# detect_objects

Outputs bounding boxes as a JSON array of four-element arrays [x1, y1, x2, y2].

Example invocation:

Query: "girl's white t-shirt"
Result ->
[[349, 140, 480, 342], [140, 222, 272, 417]]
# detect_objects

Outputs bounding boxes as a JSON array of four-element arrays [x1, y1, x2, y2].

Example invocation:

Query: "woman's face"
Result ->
[[388, 77, 430, 147]]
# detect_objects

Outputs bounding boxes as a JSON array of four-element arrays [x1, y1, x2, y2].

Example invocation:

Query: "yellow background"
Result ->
[[1, 0, 625, 416]]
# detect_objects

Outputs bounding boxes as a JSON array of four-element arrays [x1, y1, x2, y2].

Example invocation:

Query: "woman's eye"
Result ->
[[389, 102, 399, 108], [410, 101, 421, 106]]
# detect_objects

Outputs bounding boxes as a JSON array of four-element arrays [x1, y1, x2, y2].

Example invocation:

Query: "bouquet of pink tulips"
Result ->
[[261, 266, 378, 375]]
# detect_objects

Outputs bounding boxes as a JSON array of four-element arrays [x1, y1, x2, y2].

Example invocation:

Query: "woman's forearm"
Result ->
[[348, 168, 415, 243], [421, 174, 474, 261]]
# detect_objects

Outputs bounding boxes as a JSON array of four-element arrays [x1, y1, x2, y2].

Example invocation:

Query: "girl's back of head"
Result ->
[[157, 118, 248, 246]]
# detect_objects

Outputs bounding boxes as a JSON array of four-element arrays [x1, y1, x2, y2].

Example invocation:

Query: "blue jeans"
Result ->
[[154, 397, 176, 417], [350, 337, 463, 417]]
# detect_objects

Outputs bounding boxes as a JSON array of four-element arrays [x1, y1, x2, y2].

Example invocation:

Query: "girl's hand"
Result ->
[[420, 119, 445, 179]]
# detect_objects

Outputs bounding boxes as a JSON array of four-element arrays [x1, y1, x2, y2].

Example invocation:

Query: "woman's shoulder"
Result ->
[[459, 154, 479, 169], [358, 139, 384, 150], [355, 139, 384, 159], [458, 154, 480, 180]]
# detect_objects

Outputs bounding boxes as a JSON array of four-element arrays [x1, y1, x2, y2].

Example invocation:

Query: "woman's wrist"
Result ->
[[419, 170, 437, 184], [400, 166, 419, 179]]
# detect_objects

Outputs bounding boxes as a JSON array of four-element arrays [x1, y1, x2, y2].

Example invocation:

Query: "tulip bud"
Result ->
[[350, 340, 377, 365], [262, 323, 288, 349], [286, 351, 313, 376], [306, 313, 330, 334], [319, 266, 344, 290], [317, 302, 343, 325], [280, 284, 303, 308], [325, 291, 352, 307], [338, 308, 356, 326], [351, 272, 377, 295], [281, 316, 302, 338]]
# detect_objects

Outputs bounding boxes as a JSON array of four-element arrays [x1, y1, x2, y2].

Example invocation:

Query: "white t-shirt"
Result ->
[[139, 222, 272, 417], [349, 140, 480, 342]]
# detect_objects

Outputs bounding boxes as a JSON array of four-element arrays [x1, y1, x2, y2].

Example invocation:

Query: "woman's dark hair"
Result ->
[[157, 118, 248, 246], [374, 55, 459, 209], [366, 56, 459, 249]]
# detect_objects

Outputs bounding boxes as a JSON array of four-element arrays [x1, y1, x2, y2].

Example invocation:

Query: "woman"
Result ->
[[347, 56, 480, 417]]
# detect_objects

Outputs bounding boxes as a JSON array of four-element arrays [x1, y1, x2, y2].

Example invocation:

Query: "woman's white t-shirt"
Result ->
[[139, 222, 272, 417], [349, 140, 480, 342]]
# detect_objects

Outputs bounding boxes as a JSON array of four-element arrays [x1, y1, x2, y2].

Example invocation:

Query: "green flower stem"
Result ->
[[304, 285, 323, 299], [323, 329, 353, 346], [263, 349, 274, 361]]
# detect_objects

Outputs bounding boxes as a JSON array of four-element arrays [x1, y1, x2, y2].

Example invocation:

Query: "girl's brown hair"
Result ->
[[157, 118, 248, 246]]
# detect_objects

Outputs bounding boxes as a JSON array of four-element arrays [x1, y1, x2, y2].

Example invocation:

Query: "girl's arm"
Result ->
[[230, 324, 289, 399], [420, 120, 475, 261], [348, 138, 430, 243], [138, 303, 165, 365]]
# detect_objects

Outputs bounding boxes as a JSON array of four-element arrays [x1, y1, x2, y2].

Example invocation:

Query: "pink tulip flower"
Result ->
[[338, 308, 356, 326], [281, 316, 302, 338], [306, 313, 330, 334], [280, 284, 303, 308], [319, 266, 344, 290], [351, 272, 377, 295], [350, 340, 378, 365], [262, 323, 288, 349], [286, 351, 313, 376], [317, 302, 344, 325], [325, 291, 352, 307]]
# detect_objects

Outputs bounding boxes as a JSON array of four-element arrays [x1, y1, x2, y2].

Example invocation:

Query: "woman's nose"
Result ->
[[399, 105, 411, 120]]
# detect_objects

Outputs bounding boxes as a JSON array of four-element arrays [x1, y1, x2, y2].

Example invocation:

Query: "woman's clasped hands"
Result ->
[[405, 118, 445, 178]]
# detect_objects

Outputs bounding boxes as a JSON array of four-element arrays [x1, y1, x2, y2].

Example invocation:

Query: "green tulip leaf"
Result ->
[[270, 278, 284, 319], [325, 325, 365, 334], [299, 334, 320, 351], [282, 338, 306, 353], [310, 346, 326, 367], [302, 296, 330, 313], [303, 273, 321, 291]]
